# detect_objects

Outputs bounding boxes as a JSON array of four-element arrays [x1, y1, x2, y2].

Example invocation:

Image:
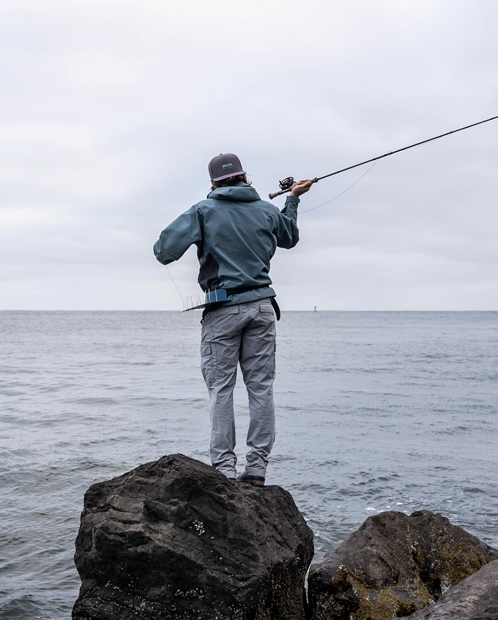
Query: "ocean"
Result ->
[[1, 310, 497, 618]]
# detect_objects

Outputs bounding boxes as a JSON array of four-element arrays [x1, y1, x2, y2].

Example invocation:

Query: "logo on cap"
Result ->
[[222, 163, 233, 170]]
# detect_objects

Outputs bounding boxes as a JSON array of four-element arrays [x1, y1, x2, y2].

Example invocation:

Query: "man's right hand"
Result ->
[[290, 179, 314, 197]]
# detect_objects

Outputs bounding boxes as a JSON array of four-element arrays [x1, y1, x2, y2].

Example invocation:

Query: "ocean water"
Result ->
[[1, 310, 497, 619]]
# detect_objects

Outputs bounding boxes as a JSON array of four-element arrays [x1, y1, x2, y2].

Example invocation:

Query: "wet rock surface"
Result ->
[[307, 510, 497, 620], [72, 453, 314, 620], [407, 559, 498, 619]]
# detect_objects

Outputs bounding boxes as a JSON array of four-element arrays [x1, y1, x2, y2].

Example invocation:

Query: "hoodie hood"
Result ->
[[208, 183, 261, 202]]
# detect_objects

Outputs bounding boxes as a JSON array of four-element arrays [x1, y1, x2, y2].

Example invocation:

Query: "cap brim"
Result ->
[[211, 170, 246, 182]]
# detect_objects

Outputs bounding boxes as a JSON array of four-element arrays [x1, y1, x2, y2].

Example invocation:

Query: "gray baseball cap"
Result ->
[[208, 153, 246, 181]]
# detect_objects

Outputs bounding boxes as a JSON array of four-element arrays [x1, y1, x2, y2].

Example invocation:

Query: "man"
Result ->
[[153, 153, 312, 485]]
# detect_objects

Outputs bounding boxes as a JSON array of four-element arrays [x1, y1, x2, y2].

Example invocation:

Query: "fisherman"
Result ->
[[153, 153, 312, 486]]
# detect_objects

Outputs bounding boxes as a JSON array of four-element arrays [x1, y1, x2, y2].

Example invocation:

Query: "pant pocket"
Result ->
[[200, 344, 215, 387]]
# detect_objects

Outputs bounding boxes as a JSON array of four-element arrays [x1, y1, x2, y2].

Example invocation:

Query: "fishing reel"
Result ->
[[268, 176, 295, 200], [279, 177, 295, 191], [270, 176, 319, 199]]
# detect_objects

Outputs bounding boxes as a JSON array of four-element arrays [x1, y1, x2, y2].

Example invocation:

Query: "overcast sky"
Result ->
[[1, 0, 497, 310]]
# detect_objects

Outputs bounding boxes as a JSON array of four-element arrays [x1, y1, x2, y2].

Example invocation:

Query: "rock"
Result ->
[[307, 510, 497, 620], [406, 559, 498, 619], [72, 453, 314, 620]]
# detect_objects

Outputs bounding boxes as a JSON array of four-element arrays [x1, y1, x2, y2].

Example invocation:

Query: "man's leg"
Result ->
[[200, 305, 243, 478], [239, 299, 276, 479]]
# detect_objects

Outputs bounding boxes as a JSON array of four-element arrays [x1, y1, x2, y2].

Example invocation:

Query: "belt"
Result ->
[[202, 286, 281, 321], [226, 284, 268, 295]]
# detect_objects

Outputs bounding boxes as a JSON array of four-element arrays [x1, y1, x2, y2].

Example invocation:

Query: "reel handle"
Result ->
[[269, 190, 285, 200]]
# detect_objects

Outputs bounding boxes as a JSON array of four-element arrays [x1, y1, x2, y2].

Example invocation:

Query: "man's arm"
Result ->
[[275, 179, 314, 249], [153, 206, 202, 265]]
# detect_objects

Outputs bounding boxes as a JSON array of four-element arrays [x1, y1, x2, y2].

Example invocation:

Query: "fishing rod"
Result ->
[[268, 114, 498, 200]]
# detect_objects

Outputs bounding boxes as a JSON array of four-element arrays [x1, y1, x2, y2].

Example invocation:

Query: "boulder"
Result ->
[[307, 510, 497, 620], [72, 453, 314, 620], [407, 559, 498, 619]]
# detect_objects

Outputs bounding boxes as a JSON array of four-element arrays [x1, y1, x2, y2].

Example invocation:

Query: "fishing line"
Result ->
[[167, 264, 213, 311], [166, 265, 184, 305], [269, 113, 498, 200], [299, 161, 377, 214], [165, 164, 377, 307], [165, 112, 498, 306]]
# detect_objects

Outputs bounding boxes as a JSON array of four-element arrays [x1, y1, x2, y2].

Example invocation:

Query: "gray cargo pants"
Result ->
[[200, 298, 276, 479]]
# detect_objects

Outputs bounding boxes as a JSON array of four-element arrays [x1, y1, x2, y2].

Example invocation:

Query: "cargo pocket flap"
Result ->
[[200, 344, 211, 356]]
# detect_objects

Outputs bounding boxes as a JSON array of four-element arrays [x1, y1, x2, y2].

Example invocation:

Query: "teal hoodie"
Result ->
[[153, 183, 300, 306]]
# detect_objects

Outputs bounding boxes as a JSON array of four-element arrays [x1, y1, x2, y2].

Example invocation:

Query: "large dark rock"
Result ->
[[307, 510, 497, 620], [72, 454, 314, 620], [407, 559, 498, 619]]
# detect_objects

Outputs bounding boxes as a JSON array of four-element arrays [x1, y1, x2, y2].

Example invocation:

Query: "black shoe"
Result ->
[[237, 472, 265, 487]]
